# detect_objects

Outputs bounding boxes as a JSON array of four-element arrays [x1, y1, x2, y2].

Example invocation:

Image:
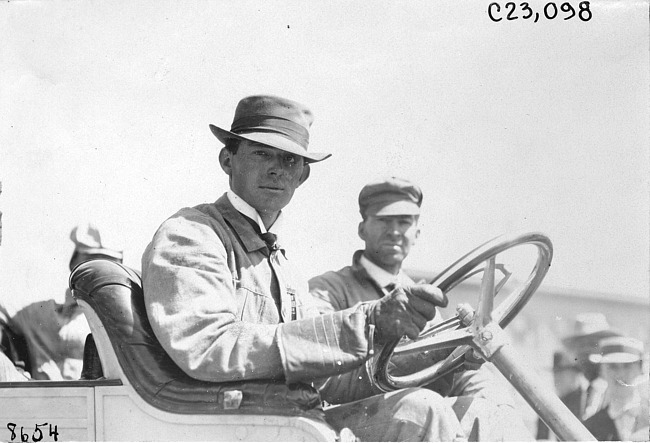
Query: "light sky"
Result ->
[[0, 0, 648, 312]]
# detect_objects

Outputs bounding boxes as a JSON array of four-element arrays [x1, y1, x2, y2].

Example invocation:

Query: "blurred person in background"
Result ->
[[560, 312, 621, 420], [536, 350, 592, 440], [583, 336, 649, 441], [0, 222, 123, 381]]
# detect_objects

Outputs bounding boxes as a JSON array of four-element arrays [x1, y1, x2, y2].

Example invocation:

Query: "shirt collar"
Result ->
[[359, 253, 405, 289], [227, 190, 284, 235], [606, 380, 645, 419]]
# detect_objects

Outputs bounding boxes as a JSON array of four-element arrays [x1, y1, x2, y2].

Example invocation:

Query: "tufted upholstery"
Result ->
[[69, 259, 323, 418]]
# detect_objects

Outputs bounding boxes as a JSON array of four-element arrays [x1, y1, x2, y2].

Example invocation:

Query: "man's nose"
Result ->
[[267, 154, 286, 175], [385, 221, 402, 236]]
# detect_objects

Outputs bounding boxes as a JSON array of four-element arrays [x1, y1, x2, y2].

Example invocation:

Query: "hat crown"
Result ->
[[70, 222, 123, 259], [359, 176, 423, 217], [210, 95, 330, 163], [232, 95, 313, 135], [572, 312, 610, 335]]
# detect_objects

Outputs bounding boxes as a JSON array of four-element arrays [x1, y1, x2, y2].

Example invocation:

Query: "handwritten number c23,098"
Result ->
[[488, 2, 592, 22]]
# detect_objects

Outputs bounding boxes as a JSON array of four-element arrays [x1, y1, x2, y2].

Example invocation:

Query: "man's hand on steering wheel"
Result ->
[[368, 284, 448, 344]]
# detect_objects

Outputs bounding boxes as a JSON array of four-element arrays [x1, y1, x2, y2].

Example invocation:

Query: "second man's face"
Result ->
[[226, 140, 308, 219], [359, 214, 420, 273]]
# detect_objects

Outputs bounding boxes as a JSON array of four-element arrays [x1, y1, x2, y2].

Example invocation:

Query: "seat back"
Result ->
[[69, 259, 322, 417]]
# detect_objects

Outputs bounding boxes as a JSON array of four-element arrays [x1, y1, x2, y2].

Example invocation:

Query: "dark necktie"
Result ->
[[259, 232, 279, 251]]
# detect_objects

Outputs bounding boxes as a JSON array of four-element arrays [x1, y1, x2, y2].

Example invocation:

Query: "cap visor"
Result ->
[[209, 124, 331, 163], [562, 330, 621, 349], [367, 200, 421, 217]]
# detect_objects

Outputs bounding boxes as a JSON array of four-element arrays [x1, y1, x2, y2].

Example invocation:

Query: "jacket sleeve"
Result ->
[[307, 272, 384, 402], [142, 210, 285, 382]]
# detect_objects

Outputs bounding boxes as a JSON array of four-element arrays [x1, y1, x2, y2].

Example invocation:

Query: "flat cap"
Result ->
[[359, 177, 423, 217]]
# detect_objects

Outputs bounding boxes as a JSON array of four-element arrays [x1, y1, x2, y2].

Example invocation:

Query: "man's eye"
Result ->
[[284, 155, 298, 165], [253, 150, 270, 157]]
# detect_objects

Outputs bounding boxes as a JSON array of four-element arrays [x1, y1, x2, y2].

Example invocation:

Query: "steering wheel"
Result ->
[[370, 231, 553, 392]]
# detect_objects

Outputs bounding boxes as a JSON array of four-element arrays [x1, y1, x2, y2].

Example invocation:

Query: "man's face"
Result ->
[[601, 362, 642, 387], [223, 140, 308, 219], [359, 214, 420, 273]]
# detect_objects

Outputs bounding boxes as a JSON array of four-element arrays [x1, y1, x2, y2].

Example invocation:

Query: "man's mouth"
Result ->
[[260, 185, 284, 191]]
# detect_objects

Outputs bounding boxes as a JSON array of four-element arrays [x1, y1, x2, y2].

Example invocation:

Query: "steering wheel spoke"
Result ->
[[371, 231, 553, 391], [475, 256, 496, 329], [393, 328, 473, 358]]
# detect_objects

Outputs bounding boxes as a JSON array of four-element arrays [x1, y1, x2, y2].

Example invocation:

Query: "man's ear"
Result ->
[[414, 217, 421, 242], [298, 163, 311, 186], [358, 220, 366, 241], [219, 148, 233, 176]]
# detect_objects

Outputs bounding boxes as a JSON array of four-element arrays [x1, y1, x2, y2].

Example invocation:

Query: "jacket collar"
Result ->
[[215, 194, 267, 253], [350, 250, 386, 296]]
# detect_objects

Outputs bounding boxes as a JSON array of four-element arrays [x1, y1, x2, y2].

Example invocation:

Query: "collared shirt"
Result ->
[[359, 253, 411, 291], [227, 190, 284, 236], [606, 378, 649, 441]]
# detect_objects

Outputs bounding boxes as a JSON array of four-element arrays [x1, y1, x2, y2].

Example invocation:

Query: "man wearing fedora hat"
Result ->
[[141, 95, 464, 441], [309, 177, 532, 441], [583, 336, 648, 441], [561, 312, 622, 420]]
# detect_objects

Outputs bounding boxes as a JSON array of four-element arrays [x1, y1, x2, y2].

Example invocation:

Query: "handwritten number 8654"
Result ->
[[7, 423, 59, 442], [488, 2, 592, 22]]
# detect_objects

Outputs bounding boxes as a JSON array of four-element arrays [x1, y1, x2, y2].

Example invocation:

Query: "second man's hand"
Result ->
[[368, 284, 448, 343]]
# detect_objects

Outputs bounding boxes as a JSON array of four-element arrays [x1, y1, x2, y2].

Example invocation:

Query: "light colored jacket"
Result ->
[[142, 194, 373, 384]]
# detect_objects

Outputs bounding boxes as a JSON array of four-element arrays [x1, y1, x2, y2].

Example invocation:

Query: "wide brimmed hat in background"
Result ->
[[589, 336, 645, 364], [209, 95, 331, 163], [70, 222, 123, 260], [561, 312, 621, 352]]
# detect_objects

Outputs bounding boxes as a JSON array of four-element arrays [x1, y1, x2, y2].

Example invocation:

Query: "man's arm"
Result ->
[[142, 210, 379, 384], [142, 210, 285, 382]]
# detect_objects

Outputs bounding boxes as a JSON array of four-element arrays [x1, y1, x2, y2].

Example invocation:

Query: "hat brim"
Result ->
[[561, 329, 621, 350], [209, 124, 331, 163], [589, 352, 642, 364], [76, 247, 124, 260]]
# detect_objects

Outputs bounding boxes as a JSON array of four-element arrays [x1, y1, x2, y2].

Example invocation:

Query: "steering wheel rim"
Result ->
[[371, 231, 553, 392]]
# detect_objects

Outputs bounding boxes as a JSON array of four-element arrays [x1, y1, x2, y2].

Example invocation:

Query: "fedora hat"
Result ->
[[589, 336, 644, 364], [209, 95, 331, 163], [561, 312, 620, 351], [69, 222, 123, 270]]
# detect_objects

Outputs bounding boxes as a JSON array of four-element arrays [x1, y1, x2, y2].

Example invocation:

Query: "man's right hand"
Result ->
[[368, 284, 448, 343]]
